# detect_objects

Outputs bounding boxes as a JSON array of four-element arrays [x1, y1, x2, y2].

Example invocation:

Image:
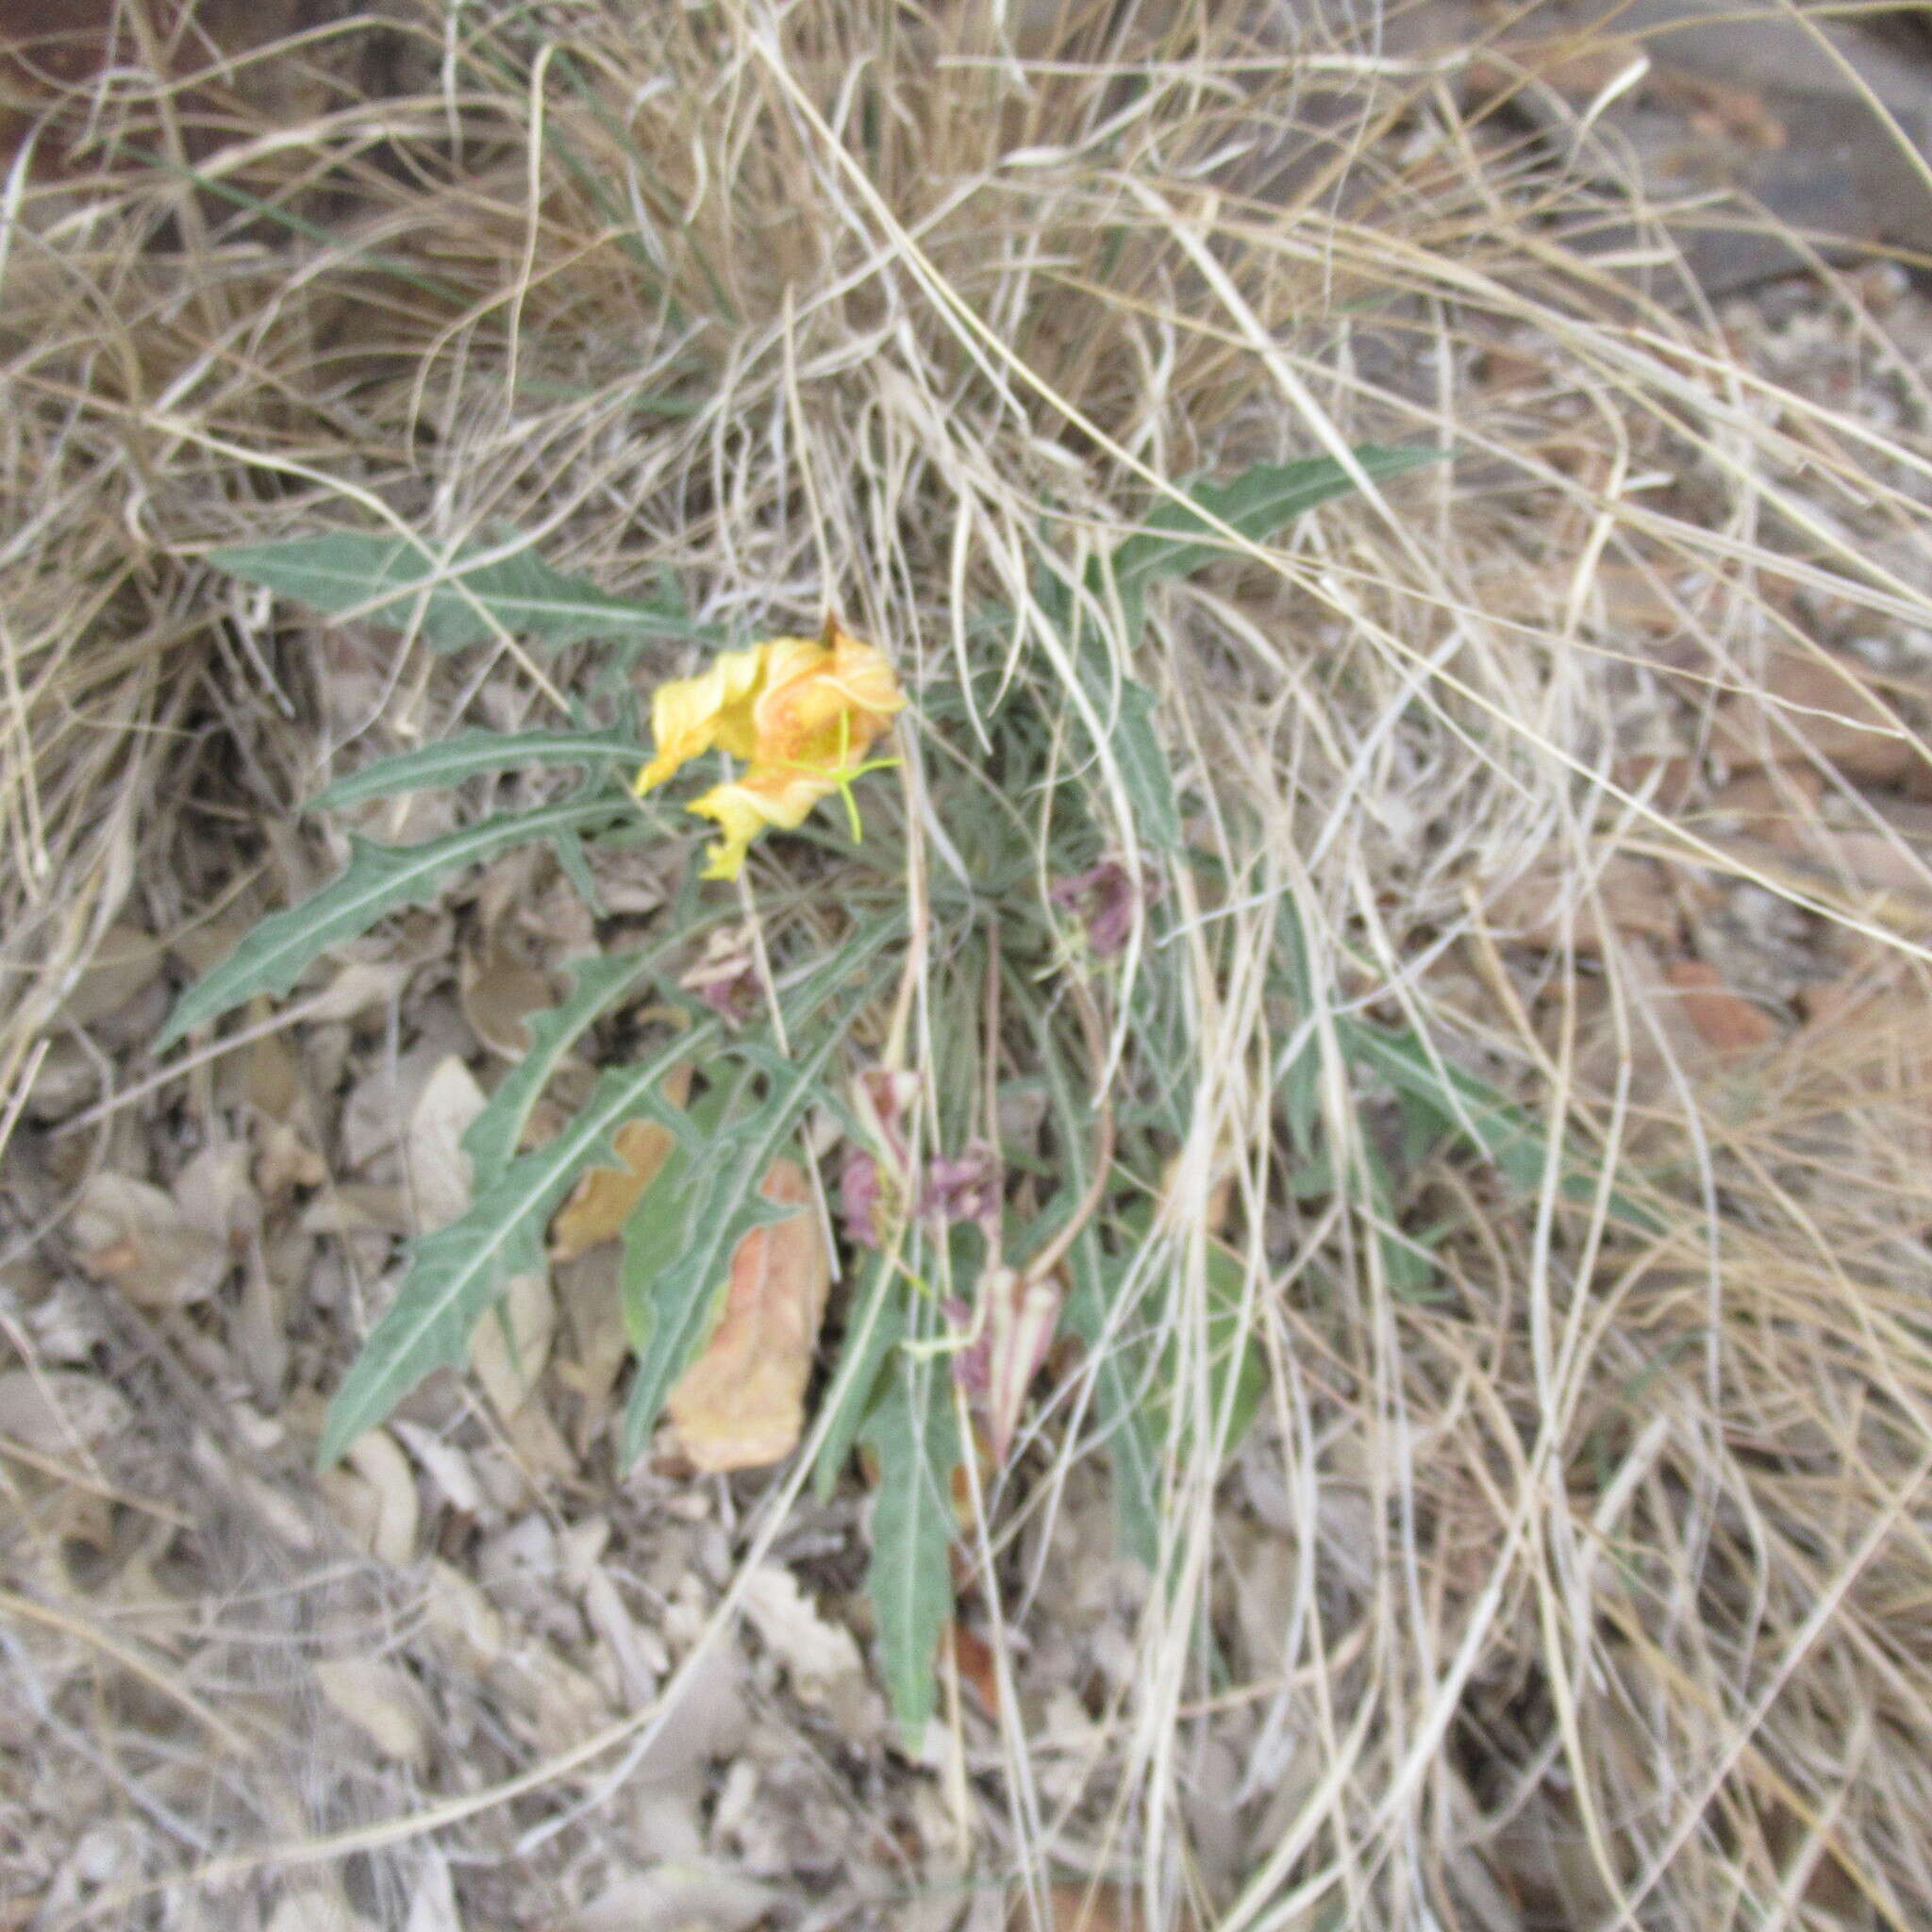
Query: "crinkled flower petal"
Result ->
[[634, 642, 769, 794], [635, 619, 907, 878], [689, 766, 838, 880], [753, 626, 905, 770]]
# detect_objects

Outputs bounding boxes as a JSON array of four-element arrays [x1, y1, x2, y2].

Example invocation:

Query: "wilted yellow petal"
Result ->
[[749, 626, 903, 773], [689, 767, 840, 880], [634, 643, 769, 795], [635, 619, 906, 873]]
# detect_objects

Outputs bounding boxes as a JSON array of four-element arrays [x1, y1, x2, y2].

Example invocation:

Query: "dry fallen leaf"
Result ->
[[1487, 853, 1681, 955], [1014, 1883, 1150, 1932], [268, 1892, 381, 1932], [69, 1173, 230, 1309], [1713, 649, 1916, 784], [343, 1426, 420, 1566], [306, 956, 413, 1025], [313, 1657, 430, 1766], [58, 921, 164, 1029], [422, 1557, 507, 1670], [549, 1064, 694, 1260], [740, 1564, 865, 1707], [459, 939, 554, 1058], [469, 1269, 555, 1424], [408, 1055, 487, 1227], [666, 1158, 831, 1474], [566, 1866, 776, 1932], [1666, 958, 1780, 1054], [0, 1368, 132, 1454]]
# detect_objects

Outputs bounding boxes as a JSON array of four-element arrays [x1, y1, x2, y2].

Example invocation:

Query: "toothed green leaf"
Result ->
[[318, 1024, 711, 1469], [461, 949, 664, 1191], [212, 531, 700, 651], [618, 953, 889, 1466], [310, 729, 650, 810], [1111, 443, 1446, 590], [158, 795, 630, 1047], [1074, 661, 1180, 854]]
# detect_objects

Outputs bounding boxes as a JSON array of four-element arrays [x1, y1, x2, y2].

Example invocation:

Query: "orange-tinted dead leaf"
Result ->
[[951, 1623, 1001, 1717], [1713, 650, 1913, 784], [1706, 766, 1824, 854], [549, 1066, 693, 1261], [665, 1158, 830, 1473], [1666, 958, 1779, 1054], [1490, 854, 1681, 955], [1010, 1882, 1150, 1932]]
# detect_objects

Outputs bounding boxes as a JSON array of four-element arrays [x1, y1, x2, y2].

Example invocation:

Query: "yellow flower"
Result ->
[[635, 615, 907, 880]]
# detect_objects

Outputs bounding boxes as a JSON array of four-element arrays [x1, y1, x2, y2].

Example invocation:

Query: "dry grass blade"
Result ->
[[5, 3, 1932, 1930]]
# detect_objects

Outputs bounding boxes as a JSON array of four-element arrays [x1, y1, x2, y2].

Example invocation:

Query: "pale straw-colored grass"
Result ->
[[6, 4, 1932, 1928]]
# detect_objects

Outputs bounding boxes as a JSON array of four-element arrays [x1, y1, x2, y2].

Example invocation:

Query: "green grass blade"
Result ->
[[210, 531, 703, 651], [158, 795, 630, 1047], [862, 1342, 959, 1748], [318, 1026, 708, 1469], [310, 729, 650, 810], [1111, 443, 1446, 590]]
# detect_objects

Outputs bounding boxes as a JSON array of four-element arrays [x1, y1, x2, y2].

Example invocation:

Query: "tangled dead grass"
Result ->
[[4, 3, 1932, 1928]]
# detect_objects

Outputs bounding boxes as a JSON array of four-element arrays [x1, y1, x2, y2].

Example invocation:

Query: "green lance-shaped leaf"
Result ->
[[316, 1024, 709, 1469], [1062, 1231, 1162, 1571], [810, 1252, 902, 1503], [211, 531, 702, 652], [1034, 1021, 1163, 1569], [310, 728, 651, 810], [1335, 1017, 1662, 1235], [1074, 663, 1181, 856], [158, 795, 631, 1048], [1109, 443, 1447, 591], [461, 948, 664, 1191], [862, 1341, 960, 1748]]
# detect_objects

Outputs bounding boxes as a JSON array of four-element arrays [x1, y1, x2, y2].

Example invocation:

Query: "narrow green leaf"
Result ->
[[619, 1008, 861, 1463], [1111, 443, 1446, 590], [811, 1254, 901, 1502], [318, 1025, 710, 1469], [158, 795, 630, 1047], [1034, 1006, 1161, 1565], [1074, 662, 1181, 855], [1336, 1018, 1661, 1234], [863, 1344, 959, 1748], [1036, 562, 1182, 858], [1062, 1234, 1161, 1571], [211, 531, 700, 651], [310, 729, 649, 810], [1099, 1204, 1266, 1480], [462, 950, 662, 1190]]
